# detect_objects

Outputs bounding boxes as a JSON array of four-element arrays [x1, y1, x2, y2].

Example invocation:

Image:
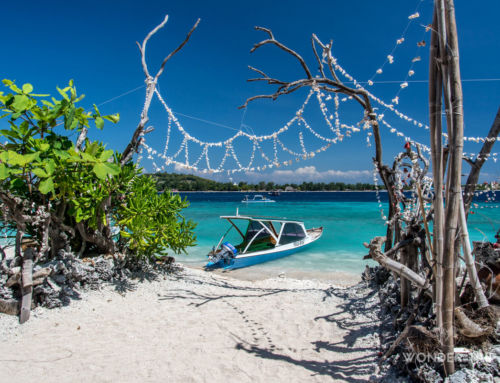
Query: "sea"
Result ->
[[176, 191, 500, 280]]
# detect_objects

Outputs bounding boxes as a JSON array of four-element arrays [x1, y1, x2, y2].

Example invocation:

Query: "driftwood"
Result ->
[[406, 325, 441, 354], [5, 267, 51, 289], [364, 237, 429, 291], [0, 299, 19, 316], [455, 307, 489, 338]]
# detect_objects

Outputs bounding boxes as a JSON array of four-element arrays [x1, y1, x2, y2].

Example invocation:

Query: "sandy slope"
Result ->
[[0, 267, 381, 382]]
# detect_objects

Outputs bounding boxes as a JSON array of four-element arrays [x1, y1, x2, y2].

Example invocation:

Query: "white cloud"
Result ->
[[170, 164, 372, 183], [245, 166, 371, 183]]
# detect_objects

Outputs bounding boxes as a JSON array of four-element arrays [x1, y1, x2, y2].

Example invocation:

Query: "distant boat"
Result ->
[[205, 214, 323, 270], [269, 190, 281, 196], [241, 194, 276, 203]]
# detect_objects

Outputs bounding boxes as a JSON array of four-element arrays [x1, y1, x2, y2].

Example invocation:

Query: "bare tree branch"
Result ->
[[155, 18, 201, 81], [251, 26, 313, 79], [121, 16, 200, 165], [463, 106, 500, 214], [311, 36, 326, 78], [138, 14, 170, 78]]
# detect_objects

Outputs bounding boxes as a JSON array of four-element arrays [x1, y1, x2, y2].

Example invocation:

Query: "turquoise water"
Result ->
[[176, 192, 500, 277]]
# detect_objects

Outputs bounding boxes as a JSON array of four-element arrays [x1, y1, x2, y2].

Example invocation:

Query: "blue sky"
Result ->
[[2, 0, 499, 183]]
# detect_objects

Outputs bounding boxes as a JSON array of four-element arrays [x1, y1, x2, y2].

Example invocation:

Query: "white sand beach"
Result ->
[[0, 266, 381, 382]]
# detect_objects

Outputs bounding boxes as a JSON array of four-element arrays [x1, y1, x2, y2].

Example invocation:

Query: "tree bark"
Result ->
[[440, 0, 464, 375], [429, 5, 445, 329], [76, 222, 115, 254]]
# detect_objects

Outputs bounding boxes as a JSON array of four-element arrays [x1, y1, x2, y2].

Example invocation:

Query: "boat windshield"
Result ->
[[279, 222, 306, 245], [245, 220, 274, 241]]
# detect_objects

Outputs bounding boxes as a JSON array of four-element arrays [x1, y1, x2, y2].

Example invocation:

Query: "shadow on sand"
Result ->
[[158, 272, 380, 381]]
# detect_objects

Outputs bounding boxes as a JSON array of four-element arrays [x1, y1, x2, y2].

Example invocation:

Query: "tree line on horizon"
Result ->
[[150, 172, 381, 191]]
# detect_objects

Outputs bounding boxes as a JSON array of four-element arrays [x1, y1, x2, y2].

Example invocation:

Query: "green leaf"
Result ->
[[70, 119, 79, 130], [95, 116, 104, 130], [75, 207, 83, 223], [0, 163, 10, 180], [103, 113, 120, 123], [16, 152, 40, 166], [92, 162, 120, 180], [32, 168, 49, 178], [65, 106, 75, 130], [22, 83, 33, 94], [80, 152, 97, 162], [85, 141, 99, 156], [99, 149, 114, 161], [45, 159, 56, 175], [54, 149, 71, 159], [11, 95, 30, 111], [39, 142, 50, 152], [56, 86, 69, 101], [39, 177, 54, 194]]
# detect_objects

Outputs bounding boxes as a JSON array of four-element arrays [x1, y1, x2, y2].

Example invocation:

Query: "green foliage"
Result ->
[[0, 79, 195, 261], [151, 172, 381, 192], [117, 176, 196, 259], [0, 79, 122, 226]]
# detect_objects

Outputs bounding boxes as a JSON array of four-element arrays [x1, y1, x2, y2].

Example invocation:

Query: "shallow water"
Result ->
[[176, 191, 500, 278]]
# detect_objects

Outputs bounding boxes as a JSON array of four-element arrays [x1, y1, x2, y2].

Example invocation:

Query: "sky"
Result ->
[[2, 0, 499, 184]]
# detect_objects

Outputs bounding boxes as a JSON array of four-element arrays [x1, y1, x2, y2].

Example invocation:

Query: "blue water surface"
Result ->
[[176, 191, 500, 276]]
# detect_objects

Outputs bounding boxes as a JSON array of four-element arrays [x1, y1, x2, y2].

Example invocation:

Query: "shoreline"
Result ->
[[175, 190, 387, 193], [185, 264, 362, 286]]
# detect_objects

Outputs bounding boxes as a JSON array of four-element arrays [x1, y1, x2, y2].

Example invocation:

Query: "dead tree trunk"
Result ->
[[463, 106, 500, 214], [240, 29, 400, 251], [364, 237, 430, 291], [434, 0, 465, 375], [429, 5, 445, 330]]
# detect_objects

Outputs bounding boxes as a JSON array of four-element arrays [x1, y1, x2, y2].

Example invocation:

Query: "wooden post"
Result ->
[[439, 0, 465, 375], [429, 3, 445, 330], [19, 247, 35, 324], [400, 244, 410, 308]]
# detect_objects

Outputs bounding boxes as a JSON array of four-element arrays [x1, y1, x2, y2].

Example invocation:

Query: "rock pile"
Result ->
[[363, 266, 500, 382], [0, 249, 176, 312]]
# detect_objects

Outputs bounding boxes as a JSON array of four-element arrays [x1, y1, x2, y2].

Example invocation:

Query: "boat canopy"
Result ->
[[216, 215, 307, 254]]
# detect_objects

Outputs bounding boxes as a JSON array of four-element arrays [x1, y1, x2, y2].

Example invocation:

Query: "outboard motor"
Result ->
[[208, 242, 238, 265]]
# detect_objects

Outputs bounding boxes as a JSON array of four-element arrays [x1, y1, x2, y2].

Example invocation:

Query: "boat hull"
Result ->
[[242, 201, 275, 203], [205, 227, 322, 270]]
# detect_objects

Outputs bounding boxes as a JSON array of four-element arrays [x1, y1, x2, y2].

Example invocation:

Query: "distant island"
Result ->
[[150, 172, 381, 192]]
